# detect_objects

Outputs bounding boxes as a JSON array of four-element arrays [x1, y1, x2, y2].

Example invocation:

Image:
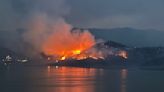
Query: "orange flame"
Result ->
[[41, 23, 103, 61], [118, 51, 128, 59]]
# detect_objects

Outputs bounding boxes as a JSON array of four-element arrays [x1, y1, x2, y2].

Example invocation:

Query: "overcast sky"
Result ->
[[0, 0, 164, 31], [66, 0, 164, 30]]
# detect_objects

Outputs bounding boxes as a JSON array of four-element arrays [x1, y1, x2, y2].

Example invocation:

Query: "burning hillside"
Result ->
[[20, 0, 128, 62], [25, 17, 128, 62], [41, 38, 128, 62], [41, 25, 105, 61], [39, 23, 129, 61]]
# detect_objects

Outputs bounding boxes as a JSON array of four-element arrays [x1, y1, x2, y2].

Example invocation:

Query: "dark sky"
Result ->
[[0, 0, 164, 31]]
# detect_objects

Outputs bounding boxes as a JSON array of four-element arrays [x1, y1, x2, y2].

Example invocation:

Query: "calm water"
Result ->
[[0, 65, 164, 92]]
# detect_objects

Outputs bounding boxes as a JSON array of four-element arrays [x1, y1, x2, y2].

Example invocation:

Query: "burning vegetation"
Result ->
[[24, 13, 128, 62], [40, 25, 128, 61], [41, 23, 105, 61], [20, 0, 128, 62]]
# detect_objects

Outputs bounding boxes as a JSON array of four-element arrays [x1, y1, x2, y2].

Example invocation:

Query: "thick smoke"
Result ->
[[0, 0, 69, 56], [22, 0, 97, 58], [42, 20, 95, 58], [0, 0, 101, 59], [0, 0, 128, 60]]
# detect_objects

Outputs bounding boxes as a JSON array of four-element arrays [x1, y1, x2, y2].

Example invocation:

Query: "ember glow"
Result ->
[[117, 51, 128, 59]]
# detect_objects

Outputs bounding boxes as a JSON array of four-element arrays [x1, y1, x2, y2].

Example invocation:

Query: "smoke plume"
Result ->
[[0, 0, 68, 55], [21, 0, 97, 58], [0, 0, 101, 59]]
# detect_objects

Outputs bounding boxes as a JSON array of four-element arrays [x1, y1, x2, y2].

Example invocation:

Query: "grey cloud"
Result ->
[[0, 0, 70, 31], [67, 0, 164, 30], [1, 0, 164, 30]]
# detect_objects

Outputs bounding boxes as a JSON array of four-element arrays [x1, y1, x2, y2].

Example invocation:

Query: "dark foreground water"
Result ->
[[0, 65, 164, 92]]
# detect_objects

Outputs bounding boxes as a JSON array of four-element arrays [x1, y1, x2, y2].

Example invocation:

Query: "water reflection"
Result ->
[[46, 66, 99, 92], [120, 69, 128, 92], [1, 65, 164, 92], [1, 65, 129, 92], [41, 66, 128, 92]]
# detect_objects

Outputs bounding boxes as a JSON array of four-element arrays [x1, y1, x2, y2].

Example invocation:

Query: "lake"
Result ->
[[0, 65, 164, 92]]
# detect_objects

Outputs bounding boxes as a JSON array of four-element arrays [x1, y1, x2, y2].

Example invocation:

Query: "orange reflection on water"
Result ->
[[46, 66, 98, 92], [120, 69, 128, 92]]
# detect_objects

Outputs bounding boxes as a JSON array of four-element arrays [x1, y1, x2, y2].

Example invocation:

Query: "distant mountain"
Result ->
[[103, 40, 127, 48], [127, 47, 164, 66], [89, 27, 164, 47]]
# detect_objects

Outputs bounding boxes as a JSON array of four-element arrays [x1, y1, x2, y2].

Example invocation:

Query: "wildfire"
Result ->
[[39, 20, 128, 61], [57, 48, 104, 61], [117, 51, 128, 59], [41, 24, 104, 61], [60, 56, 66, 60], [24, 11, 128, 62], [73, 50, 81, 55]]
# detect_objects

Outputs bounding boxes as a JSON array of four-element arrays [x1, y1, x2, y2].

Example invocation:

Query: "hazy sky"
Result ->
[[0, 0, 164, 30], [67, 0, 164, 30], [0, 0, 164, 47]]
